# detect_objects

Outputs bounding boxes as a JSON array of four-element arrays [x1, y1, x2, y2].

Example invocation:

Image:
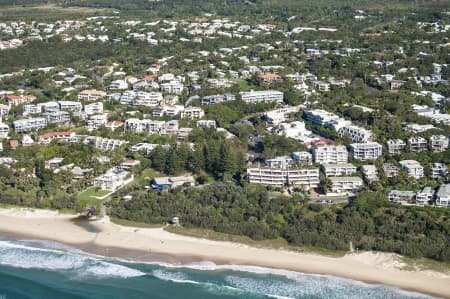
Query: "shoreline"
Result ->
[[0, 207, 449, 298]]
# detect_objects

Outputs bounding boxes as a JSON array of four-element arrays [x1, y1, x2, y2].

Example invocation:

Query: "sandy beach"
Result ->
[[0, 207, 449, 298]]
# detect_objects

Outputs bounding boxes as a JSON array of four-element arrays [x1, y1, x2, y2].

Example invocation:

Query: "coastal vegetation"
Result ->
[[109, 182, 450, 262]]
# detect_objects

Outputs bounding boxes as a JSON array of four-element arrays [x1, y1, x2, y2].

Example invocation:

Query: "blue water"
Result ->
[[0, 238, 437, 299]]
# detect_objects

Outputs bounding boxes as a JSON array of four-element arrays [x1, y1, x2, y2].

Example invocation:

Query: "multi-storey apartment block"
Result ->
[[350, 142, 382, 161]]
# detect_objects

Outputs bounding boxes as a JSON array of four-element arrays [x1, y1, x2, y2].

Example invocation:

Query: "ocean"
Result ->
[[0, 237, 436, 299]]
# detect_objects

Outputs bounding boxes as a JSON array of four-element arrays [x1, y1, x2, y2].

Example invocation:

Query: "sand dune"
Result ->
[[0, 207, 449, 298]]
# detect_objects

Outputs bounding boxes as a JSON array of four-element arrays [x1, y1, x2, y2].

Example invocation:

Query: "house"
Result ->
[[153, 176, 195, 189], [181, 107, 204, 120], [430, 135, 449, 152], [247, 166, 320, 190], [322, 163, 357, 177], [105, 121, 124, 131], [329, 177, 363, 193], [78, 89, 106, 101], [38, 131, 77, 144], [436, 184, 450, 207], [399, 160, 424, 179], [45, 157, 64, 169], [201, 93, 236, 105], [416, 187, 434, 206], [408, 137, 428, 153], [350, 142, 382, 161], [361, 165, 379, 181], [72, 167, 93, 180], [313, 145, 348, 164], [21, 134, 34, 147], [13, 117, 47, 133], [119, 159, 141, 171], [197, 120, 216, 128], [382, 163, 399, 178], [93, 167, 131, 191], [388, 190, 415, 204], [387, 139, 406, 155], [258, 72, 282, 83], [390, 80, 406, 89], [240, 90, 283, 104]]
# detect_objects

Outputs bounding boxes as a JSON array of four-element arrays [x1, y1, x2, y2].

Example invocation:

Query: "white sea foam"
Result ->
[[152, 269, 246, 296], [149, 261, 434, 299], [0, 240, 145, 279], [83, 262, 146, 278]]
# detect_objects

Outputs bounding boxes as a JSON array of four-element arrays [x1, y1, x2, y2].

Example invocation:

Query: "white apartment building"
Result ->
[[382, 163, 400, 178], [263, 105, 302, 125], [38, 101, 60, 112], [436, 184, 450, 207], [430, 163, 448, 178], [408, 137, 428, 153], [134, 91, 163, 107], [58, 100, 82, 112], [430, 135, 449, 152], [322, 163, 357, 177], [44, 110, 70, 124], [93, 167, 131, 191], [152, 105, 184, 118], [304, 109, 340, 126], [313, 145, 348, 164], [78, 89, 106, 101], [108, 79, 128, 90], [240, 90, 284, 104], [361, 165, 379, 181], [130, 143, 160, 154], [0, 104, 10, 117], [84, 102, 103, 115], [202, 93, 236, 105], [247, 167, 319, 189], [124, 118, 165, 134], [266, 156, 294, 168], [181, 107, 205, 120], [13, 117, 47, 132], [92, 137, 128, 151], [0, 122, 9, 138], [388, 190, 415, 204], [337, 125, 372, 143], [416, 187, 434, 206], [329, 177, 363, 193], [399, 160, 424, 179], [350, 142, 382, 161], [120, 90, 136, 105], [291, 151, 313, 165], [387, 139, 406, 155], [197, 120, 217, 128], [160, 80, 184, 95], [86, 114, 108, 131], [23, 104, 42, 116]]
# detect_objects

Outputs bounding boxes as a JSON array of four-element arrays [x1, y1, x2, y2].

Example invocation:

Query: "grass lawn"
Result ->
[[77, 187, 111, 207]]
